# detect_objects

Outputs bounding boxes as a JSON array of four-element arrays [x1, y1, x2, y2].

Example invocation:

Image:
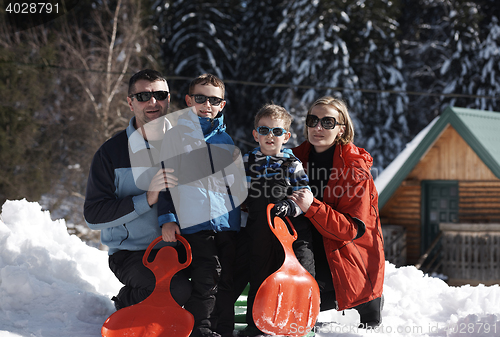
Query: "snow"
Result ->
[[1, 199, 500, 337], [0, 199, 121, 337]]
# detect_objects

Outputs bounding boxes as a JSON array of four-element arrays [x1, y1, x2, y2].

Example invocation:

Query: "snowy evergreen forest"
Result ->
[[1, 0, 500, 236]]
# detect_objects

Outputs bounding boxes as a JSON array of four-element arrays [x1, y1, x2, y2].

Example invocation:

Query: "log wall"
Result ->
[[380, 124, 500, 265]]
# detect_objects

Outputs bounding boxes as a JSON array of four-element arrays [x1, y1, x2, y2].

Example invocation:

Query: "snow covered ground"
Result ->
[[1, 199, 499, 337]]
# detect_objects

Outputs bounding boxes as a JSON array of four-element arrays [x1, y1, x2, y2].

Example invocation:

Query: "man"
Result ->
[[84, 69, 191, 310]]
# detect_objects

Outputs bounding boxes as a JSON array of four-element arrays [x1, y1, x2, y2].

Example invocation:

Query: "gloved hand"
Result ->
[[272, 199, 301, 218]]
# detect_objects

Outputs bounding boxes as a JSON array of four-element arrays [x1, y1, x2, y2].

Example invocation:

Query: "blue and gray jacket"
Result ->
[[157, 110, 245, 234], [84, 117, 172, 255]]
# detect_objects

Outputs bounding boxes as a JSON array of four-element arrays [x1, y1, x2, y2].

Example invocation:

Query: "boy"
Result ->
[[157, 74, 246, 337], [239, 104, 315, 337]]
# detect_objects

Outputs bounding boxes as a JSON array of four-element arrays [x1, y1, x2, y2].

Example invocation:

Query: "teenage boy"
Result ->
[[157, 74, 246, 337], [239, 104, 315, 337]]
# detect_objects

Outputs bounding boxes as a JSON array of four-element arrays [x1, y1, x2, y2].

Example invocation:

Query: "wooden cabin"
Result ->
[[375, 107, 500, 285]]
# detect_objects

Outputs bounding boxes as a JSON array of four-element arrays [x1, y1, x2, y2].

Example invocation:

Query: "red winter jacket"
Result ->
[[293, 141, 385, 311]]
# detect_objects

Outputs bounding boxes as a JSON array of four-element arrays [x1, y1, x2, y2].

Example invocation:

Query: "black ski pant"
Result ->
[[231, 227, 252, 304], [244, 214, 315, 330], [182, 230, 221, 337], [210, 231, 238, 337], [183, 230, 239, 337], [108, 247, 191, 309], [354, 296, 383, 326]]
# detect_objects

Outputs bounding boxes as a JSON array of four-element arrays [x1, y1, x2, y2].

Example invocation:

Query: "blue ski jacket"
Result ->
[[157, 110, 245, 234]]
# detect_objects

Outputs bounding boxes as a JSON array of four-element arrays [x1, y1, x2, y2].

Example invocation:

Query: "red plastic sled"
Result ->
[[253, 204, 320, 336], [102, 234, 194, 337]]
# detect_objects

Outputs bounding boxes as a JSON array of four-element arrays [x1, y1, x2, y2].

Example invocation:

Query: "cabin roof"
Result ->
[[375, 107, 500, 208]]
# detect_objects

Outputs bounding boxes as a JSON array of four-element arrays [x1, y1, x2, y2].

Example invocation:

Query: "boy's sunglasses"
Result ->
[[306, 115, 344, 129], [256, 126, 288, 137], [129, 91, 169, 102], [190, 94, 224, 106]]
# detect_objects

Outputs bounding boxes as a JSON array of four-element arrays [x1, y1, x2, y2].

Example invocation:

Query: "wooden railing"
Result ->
[[415, 232, 443, 275], [439, 223, 500, 285], [382, 225, 407, 267]]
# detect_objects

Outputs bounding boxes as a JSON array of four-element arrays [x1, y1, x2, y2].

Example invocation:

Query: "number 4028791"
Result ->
[[5, 2, 59, 14], [448, 322, 497, 335]]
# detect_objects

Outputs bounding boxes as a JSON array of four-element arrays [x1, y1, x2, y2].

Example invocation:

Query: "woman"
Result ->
[[289, 96, 385, 328]]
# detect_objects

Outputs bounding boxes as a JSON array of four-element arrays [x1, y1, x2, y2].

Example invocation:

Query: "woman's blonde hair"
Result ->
[[303, 96, 355, 145]]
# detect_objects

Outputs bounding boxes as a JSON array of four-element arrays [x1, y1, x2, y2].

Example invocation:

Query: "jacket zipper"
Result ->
[[119, 224, 129, 245]]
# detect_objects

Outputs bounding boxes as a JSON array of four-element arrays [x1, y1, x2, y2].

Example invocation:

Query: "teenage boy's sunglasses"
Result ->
[[129, 91, 169, 102], [190, 94, 224, 106], [256, 126, 288, 137], [306, 115, 344, 130]]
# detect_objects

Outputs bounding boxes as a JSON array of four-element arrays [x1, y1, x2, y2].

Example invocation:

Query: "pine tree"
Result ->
[[346, 0, 409, 170], [474, 16, 500, 111], [153, 0, 243, 104], [399, 0, 486, 134], [244, 0, 409, 170], [229, 0, 288, 151], [432, 1, 483, 109], [436, 2, 500, 112], [251, 0, 358, 147]]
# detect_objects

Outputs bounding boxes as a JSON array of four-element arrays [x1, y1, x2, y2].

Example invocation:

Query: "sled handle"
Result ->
[[267, 203, 298, 241], [143, 234, 192, 268]]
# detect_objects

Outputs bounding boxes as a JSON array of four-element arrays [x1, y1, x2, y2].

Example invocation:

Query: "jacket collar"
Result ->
[[294, 141, 373, 181], [250, 147, 294, 160], [126, 117, 172, 154], [177, 110, 226, 141]]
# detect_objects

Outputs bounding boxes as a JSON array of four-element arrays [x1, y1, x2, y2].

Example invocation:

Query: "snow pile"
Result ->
[[1, 199, 500, 337], [0, 199, 121, 337], [315, 263, 499, 336]]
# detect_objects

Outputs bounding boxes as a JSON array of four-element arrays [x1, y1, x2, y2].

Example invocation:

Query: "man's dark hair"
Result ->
[[128, 69, 168, 96]]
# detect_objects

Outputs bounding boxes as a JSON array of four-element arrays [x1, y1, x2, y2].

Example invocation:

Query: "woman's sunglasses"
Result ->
[[256, 126, 288, 137], [190, 94, 224, 106], [306, 115, 344, 129], [129, 91, 169, 102]]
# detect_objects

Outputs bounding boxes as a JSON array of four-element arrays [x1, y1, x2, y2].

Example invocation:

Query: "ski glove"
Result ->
[[272, 199, 302, 218]]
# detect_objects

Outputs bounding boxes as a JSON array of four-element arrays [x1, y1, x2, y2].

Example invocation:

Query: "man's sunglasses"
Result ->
[[190, 94, 224, 106], [129, 91, 169, 102], [256, 126, 288, 137], [306, 115, 344, 129]]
